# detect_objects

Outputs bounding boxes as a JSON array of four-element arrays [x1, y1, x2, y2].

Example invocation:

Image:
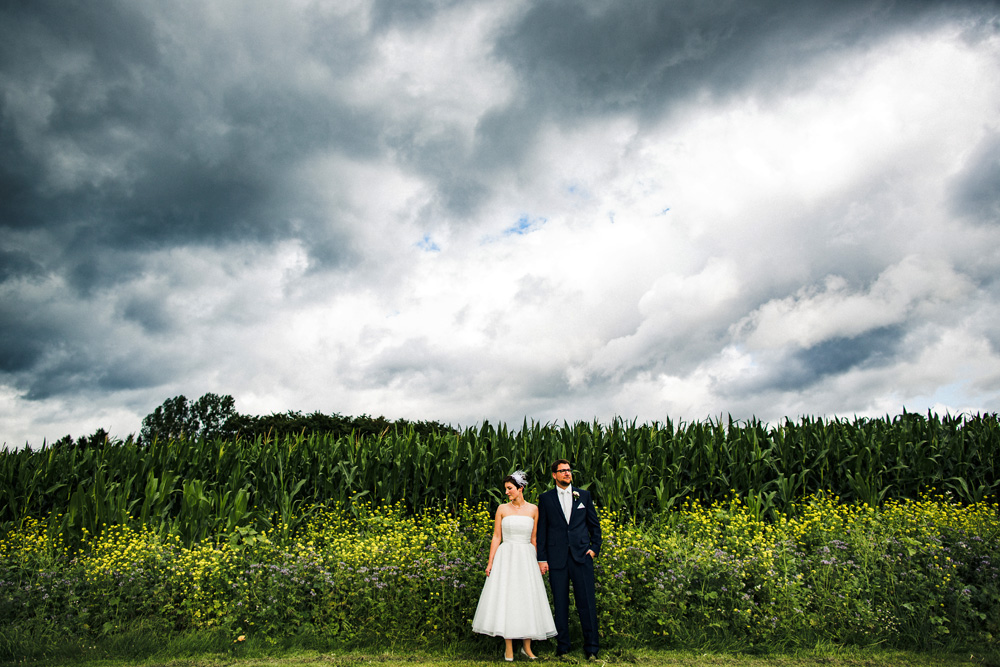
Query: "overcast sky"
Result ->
[[2, 0, 999, 447]]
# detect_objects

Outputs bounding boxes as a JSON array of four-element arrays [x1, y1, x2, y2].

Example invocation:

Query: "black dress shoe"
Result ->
[[585, 653, 598, 660], [556, 650, 569, 657]]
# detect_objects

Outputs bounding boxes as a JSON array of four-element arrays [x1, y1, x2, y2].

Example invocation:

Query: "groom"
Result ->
[[537, 459, 602, 659]]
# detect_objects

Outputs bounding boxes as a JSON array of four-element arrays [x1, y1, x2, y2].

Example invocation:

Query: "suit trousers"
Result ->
[[548, 555, 599, 655]]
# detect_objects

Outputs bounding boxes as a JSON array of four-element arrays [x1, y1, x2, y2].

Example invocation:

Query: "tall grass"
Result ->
[[1, 411, 998, 545]]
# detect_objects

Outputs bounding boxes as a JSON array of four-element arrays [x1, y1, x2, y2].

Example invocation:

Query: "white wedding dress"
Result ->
[[472, 514, 557, 639]]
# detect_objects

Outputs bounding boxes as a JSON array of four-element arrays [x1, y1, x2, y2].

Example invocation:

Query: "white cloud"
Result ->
[[733, 256, 974, 351]]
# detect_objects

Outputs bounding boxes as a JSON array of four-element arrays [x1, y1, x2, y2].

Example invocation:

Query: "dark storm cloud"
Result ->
[[0, 0, 381, 289], [23, 346, 171, 400], [471, 104, 541, 172], [0, 249, 44, 282], [118, 293, 175, 335], [494, 0, 755, 114], [0, 281, 183, 399], [1, 1, 161, 77], [368, 0, 466, 29], [0, 0, 163, 232], [0, 136, 47, 233], [0, 288, 66, 376], [950, 131, 1000, 226], [0, 328, 45, 375], [384, 126, 494, 218], [475, 0, 988, 157], [0, 297, 128, 398], [506, 1, 986, 111], [0, 0, 390, 408], [727, 326, 905, 396], [792, 326, 903, 381], [432, 174, 492, 218]]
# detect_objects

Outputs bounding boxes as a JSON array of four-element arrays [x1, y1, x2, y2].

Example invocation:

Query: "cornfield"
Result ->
[[2, 411, 998, 545]]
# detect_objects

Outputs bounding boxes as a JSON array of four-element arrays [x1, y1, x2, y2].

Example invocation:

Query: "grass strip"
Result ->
[[4, 646, 998, 667]]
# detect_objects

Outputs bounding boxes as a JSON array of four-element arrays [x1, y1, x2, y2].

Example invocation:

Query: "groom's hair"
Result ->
[[551, 459, 571, 473]]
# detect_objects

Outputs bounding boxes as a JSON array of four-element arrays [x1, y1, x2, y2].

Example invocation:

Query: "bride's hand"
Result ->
[[485, 564, 492, 576]]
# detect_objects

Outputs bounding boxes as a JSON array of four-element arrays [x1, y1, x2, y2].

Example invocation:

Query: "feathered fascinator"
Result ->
[[510, 470, 528, 489]]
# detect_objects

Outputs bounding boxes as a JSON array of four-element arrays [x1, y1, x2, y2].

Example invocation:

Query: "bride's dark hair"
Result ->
[[504, 470, 528, 489]]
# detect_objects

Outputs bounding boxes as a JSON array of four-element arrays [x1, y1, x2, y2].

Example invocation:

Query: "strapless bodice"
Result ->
[[501, 514, 533, 544]]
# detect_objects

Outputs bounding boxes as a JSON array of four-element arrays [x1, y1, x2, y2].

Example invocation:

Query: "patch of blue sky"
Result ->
[[926, 381, 974, 411], [417, 234, 441, 252], [478, 215, 548, 244], [503, 215, 546, 236]]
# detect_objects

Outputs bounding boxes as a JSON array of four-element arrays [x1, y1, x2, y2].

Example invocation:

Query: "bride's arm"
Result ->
[[485, 507, 504, 576], [530, 505, 539, 549]]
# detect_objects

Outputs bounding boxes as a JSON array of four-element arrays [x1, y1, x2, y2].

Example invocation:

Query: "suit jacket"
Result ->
[[537, 485, 602, 568]]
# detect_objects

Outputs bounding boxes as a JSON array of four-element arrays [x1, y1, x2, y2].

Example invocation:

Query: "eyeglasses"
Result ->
[[555, 468, 573, 474]]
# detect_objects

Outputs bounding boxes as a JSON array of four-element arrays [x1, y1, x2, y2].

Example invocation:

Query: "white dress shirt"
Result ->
[[558, 486, 573, 523]]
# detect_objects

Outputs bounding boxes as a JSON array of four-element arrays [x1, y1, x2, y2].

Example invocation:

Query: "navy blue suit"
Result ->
[[537, 485, 601, 655]]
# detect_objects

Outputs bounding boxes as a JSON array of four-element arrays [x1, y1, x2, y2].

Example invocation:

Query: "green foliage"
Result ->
[[1, 497, 997, 658], [140, 393, 239, 444], [137, 392, 456, 450], [225, 410, 457, 442], [2, 411, 998, 544]]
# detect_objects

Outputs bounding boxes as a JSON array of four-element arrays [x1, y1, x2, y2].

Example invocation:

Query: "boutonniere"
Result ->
[[572, 490, 580, 501]]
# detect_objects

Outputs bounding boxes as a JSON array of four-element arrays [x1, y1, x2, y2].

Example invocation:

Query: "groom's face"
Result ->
[[552, 464, 573, 489]]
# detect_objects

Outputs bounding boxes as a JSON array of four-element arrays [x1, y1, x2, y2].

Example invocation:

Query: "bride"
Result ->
[[472, 470, 557, 660]]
